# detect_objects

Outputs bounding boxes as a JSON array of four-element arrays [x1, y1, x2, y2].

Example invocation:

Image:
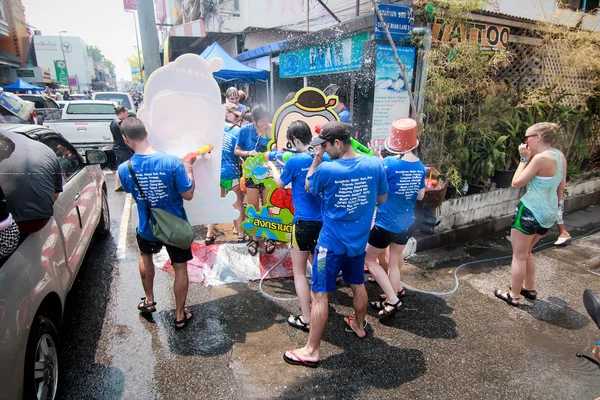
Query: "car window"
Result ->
[[45, 98, 60, 109], [66, 103, 115, 115], [94, 93, 132, 109], [41, 136, 84, 181]]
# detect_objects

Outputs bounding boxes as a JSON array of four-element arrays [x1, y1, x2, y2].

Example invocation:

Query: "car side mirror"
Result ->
[[86, 150, 107, 165]]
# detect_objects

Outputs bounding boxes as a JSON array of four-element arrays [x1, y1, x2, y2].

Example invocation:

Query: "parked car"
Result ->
[[17, 94, 62, 123], [68, 94, 87, 101], [92, 91, 136, 114], [44, 100, 116, 159], [0, 124, 110, 400], [57, 100, 69, 109]]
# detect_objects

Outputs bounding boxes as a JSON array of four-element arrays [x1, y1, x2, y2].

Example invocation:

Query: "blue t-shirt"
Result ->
[[118, 152, 193, 242], [308, 156, 388, 256], [221, 122, 240, 180], [238, 103, 249, 112], [375, 157, 426, 234], [280, 152, 323, 223], [338, 107, 351, 123], [236, 123, 271, 153]]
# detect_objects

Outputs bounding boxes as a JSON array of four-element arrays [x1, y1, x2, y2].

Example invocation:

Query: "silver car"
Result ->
[[0, 124, 110, 400]]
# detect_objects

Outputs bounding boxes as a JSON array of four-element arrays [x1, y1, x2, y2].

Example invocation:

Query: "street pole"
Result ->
[[59, 31, 70, 92], [136, 0, 161, 79], [127, 10, 143, 84]]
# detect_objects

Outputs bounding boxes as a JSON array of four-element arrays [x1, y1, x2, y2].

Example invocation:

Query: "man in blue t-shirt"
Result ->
[[206, 103, 244, 244], [283, 121, 388, 368], [267, 120, 325, 334], [365, 148, 426, 320], [118, 117, 197, 330]]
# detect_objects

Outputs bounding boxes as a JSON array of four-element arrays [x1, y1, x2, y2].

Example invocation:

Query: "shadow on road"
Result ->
[[521, 296, 590, 330]]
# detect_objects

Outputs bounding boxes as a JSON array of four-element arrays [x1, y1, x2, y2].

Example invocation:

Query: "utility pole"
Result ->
[[137, 0, 161, 79], [127, 10, 143, 83], [306, 0, 310, 33]]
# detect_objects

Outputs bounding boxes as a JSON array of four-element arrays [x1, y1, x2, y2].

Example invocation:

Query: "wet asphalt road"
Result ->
[[58, 173, 600, 399]]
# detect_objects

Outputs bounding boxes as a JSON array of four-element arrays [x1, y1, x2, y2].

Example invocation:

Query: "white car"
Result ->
[[92, 92, 136, 114], [0, 124, 110, 400]]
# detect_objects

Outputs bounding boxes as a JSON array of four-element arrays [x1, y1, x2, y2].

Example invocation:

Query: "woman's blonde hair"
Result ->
[[529, 122, 560, 145]]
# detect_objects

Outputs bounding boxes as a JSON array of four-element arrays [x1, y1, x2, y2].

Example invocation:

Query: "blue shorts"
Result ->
[[311, 246, 366, 293]]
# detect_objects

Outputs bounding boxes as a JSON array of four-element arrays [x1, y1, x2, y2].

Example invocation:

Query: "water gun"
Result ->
[[313, 124, 373, 156], [240, 177, 246, 192], [182, 144, 214, 162], [264, 149, 296, 165]]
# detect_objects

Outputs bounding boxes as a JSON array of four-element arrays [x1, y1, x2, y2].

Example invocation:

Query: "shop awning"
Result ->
[[200, 42, 268, 83], [3, 79, 44, 91]]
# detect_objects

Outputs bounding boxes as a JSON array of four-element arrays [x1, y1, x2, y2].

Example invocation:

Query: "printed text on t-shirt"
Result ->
[[334, 176, 373, 213], [393, 170, 423, 200]]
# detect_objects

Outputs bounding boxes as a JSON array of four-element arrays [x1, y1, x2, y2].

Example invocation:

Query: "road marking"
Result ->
[[117, 194, 132, 260]]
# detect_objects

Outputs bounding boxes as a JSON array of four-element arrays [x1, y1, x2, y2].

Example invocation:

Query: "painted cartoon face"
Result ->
[[276, 111, 331, 150]]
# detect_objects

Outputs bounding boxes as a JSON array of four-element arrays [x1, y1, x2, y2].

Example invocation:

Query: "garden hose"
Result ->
[[259, 226, 600, 301]]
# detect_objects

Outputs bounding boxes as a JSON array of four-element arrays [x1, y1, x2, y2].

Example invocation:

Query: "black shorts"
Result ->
[[113, 147, 134, 165], [292, 220, 323, 253], [136, 232, 193, 263], [245, 177, 265, 191], [511, 202, 549, 236], [368, 225, 412, 249]]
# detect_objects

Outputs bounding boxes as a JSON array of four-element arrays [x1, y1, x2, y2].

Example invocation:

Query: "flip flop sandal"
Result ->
[[377, 299, 404, 320], [247, 240, 259, 256], [236, 233, 247, 243], [509, 285, 537, 300], [343, 317, 368, 339], [283, 351, 319, 368], [137, 297, 157, 314], [265, 239, 276, 255], [494, 289, 520, 307], [174, 309, 193, 330], [205, 236, 216, 245], [287, 314, 310, 332]]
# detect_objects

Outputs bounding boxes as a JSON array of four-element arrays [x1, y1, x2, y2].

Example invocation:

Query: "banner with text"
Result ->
[[123, 0, 137, 11], [54, 60, 68, 86], [374, 3, 413, 42], [279, 32, 369, 78], [432, 18, 510, 51], [370, 45, 415, 144]]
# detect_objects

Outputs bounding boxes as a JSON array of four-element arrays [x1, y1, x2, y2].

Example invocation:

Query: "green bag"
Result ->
[[128, 161, 194, 249]]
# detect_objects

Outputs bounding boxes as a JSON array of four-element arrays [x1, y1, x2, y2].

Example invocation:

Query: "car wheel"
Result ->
[[24, 315, 61, 400], [94, 188, 110, 238]]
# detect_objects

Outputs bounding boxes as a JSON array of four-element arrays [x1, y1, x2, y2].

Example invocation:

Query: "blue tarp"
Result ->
[[2, 79, 44, 91], [200, 42, 269, 83]]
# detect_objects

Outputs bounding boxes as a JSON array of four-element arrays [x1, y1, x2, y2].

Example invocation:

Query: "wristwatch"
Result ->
[[520, 157, 529, 163]]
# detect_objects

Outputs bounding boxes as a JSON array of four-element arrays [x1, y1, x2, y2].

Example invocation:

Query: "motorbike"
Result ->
[[576, 289, 600, 368]]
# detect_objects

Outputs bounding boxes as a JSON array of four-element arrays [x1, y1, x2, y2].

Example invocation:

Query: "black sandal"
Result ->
[[237, 233, 246, 243], [379, 287, 407, 301], [287, 314, 310, 332], [205, 236, 216, 245], [265, 239, 276, 254], [377, 299, 404, 320], [494, 289, 520, 307], [509, 285, 537, 300], [137, 297, 156, 314], [174, 309, 193, 330], [247, 239, 259, 256]]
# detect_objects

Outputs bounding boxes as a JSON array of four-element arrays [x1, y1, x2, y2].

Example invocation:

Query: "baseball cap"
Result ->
[[310, 121, 350, 146]]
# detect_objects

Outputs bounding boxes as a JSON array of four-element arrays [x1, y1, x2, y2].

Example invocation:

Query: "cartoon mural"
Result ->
[[241, 87, 340, 242], [135, 54, 239, 226]]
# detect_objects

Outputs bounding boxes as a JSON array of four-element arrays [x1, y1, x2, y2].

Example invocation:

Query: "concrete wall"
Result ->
[[435, 174, 600, 234]]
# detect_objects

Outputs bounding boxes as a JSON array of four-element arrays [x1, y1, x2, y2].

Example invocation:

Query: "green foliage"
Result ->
[[86, 45, 104, 62], [104, 59, 116, 76]]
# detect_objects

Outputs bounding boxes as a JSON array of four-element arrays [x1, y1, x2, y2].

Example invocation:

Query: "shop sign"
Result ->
[[374, 3, 413, 42], [432, 18, 510, 51], [370, 45, 416, 143], [54, 60, 68, 86], [68, 77, 78, 87], [279, 32, 369, 78], [42, 68, 53, 82], [16, 69, 35, 78], [123, 0, 137, 11]]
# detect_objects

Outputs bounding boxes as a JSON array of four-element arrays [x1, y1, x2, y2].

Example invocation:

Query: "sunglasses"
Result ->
[[524, 134, 539, 141]]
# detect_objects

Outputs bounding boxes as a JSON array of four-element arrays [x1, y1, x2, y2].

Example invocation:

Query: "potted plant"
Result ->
[[464, 127, 507, 194]]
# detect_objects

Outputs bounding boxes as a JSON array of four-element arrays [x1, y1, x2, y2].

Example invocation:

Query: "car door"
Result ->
[[41, 135, 99, 272]]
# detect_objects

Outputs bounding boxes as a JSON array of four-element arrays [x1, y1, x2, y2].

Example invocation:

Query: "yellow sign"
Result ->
[[432, 18, 510, 51]]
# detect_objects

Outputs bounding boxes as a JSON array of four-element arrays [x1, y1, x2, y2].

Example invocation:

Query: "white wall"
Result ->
[[33, 35, 92, 91]]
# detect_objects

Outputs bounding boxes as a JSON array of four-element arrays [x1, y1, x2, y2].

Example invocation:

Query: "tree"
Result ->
[[86, 45, 104, 62], [104, 59, 116, 76]]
